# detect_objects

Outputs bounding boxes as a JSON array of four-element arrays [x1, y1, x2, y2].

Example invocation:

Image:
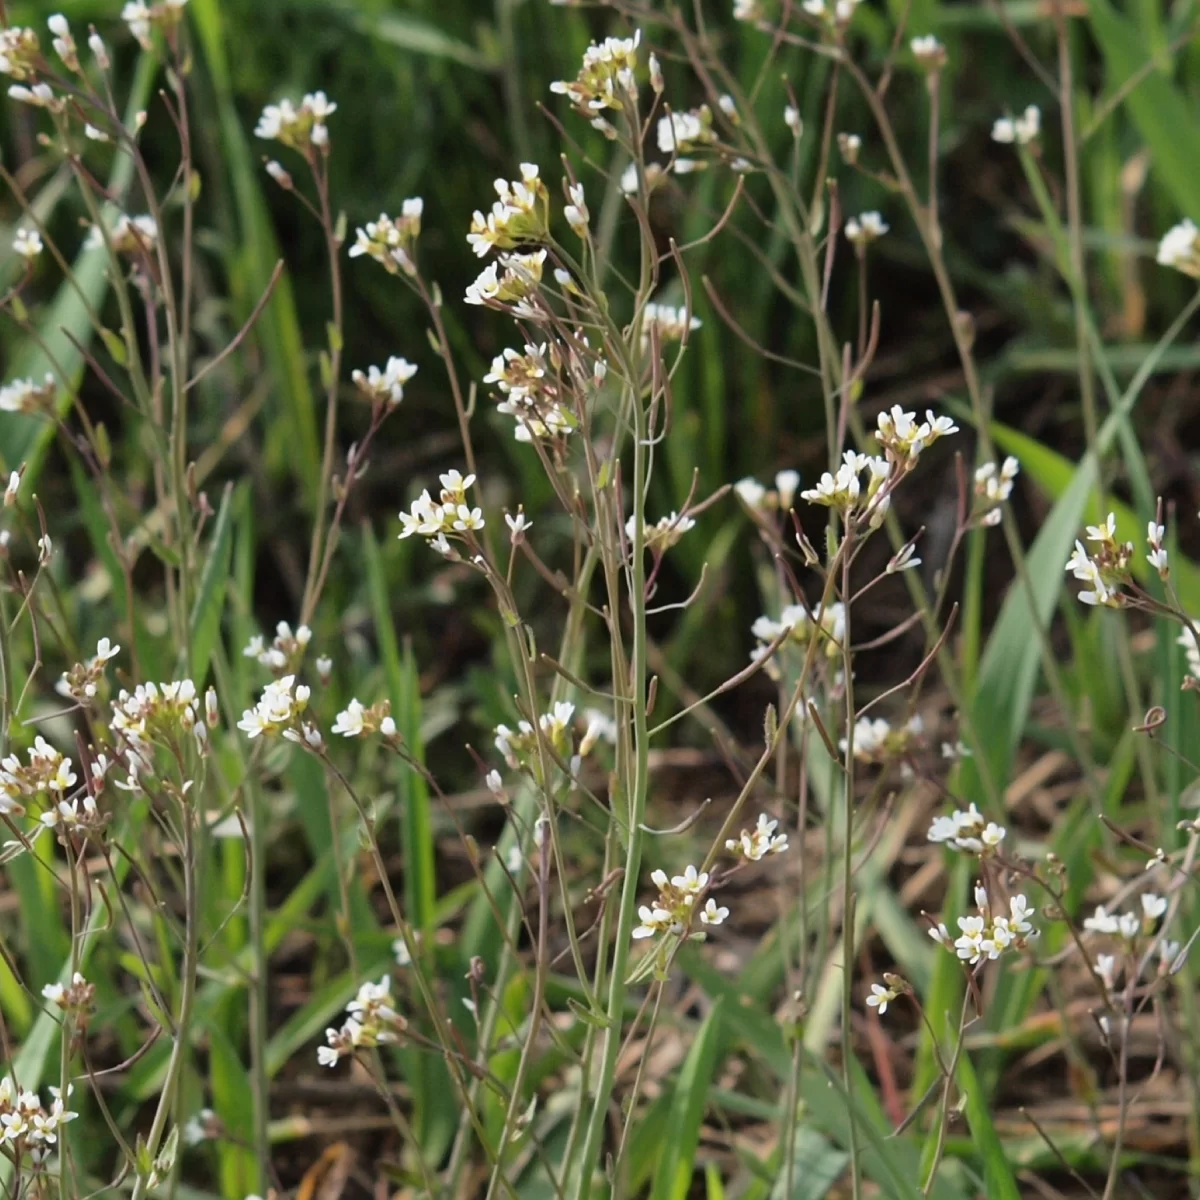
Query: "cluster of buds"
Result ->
[[1065, 513, 1134, 607], [254, 91, 336, 151], [122, 0, 189, 49], [725, 812, 789, 861], [641, 302, 701, 349], [626, 512, 696, 555], [1083, 893, 1168, 943], [42, 972, 95, 1025], [318, 977, 406, 1067], [483, 342, 583, 443], [0, 374, 56, 416], [0, 1078, 78, 1162], [549, 32, 641, 131], [875, 405, 958, 469], [348, 202, 424, 277], [1158, 218, 1200, 278], [800, 448, 892, 526], [237, 676, 314, 742], [973, 457, 1019, 526], [845, 211, 888, 248], [734, 470, 801, 512], [926, 802, 1006, 855], [57, 638, 120, 704], [398, 469, 485, 552], [465, 249, 548, 314], [991, 105, 1040, 147], [841, 713, 925, 767], [1, 738, 78, 815], [243, 621, 312, 674], [633, 866, 727, 939], [467, 164, 549, 258], [351, 356, 418, 408], [929, 884, 1036, 966], [750, 601, 845, 672], [332, 698, 397, 739], [86, 214, 159, 257]]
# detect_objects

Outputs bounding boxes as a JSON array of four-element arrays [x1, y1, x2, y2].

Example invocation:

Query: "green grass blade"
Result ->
[[652, 997, 726, 1200], [187, 482, 236, 686]]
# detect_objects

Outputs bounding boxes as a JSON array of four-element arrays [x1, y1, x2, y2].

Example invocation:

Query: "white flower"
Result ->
[[1157, 218, 1200, 276], [564, 181, 589, 235], [332, 699, 365, 737], [505, 510, 532, 540], [734, 477, 767, 508], [657, 110, 706, 154], [672, 864, 708, 899], [1141, 892, 1167, 921], [783, 105, 802, 136], [351, 356, 418, 406], [845, 211, 888, 246], [774, 469, 800, 508], [4, 471, 19, 506], [866, 982, 898, 1014], [726, 812, 788, 860], [699, 898, 729, 925], [1083, 906, 1119, 935], [992, 105, 1040, 146]]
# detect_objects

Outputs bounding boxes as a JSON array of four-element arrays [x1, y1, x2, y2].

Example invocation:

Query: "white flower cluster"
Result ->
[[910, 35, 947, 68], [255, 91, 336, 150], [0, 1077, 78, 1162], [348, 202, 424, 277], [57, 637, 120, 703], [318, 976, 406, 1067], [750, 601, 845, 674], [929, 884, 1035, 966], [633, 865, 727, 938], [841, 713, 924, 766], [331, 698, 396, 739], [656, 107, 715, 174], [42, 971, 93, 1015], [642, 301, 702, 347], [351, 356, 418, 408], [1157, 218, 1200, 278], [734, 470, 801, 511], [85, 214, 158, 256], [398, 469, 485, 552], [122, 0, 189, 49], [0, 27, 40, 80], [465, 248, 548, 314], [237, 676, 313, 741], [799, 448, 891, 525], [550, 32, 641, 132], [13, 227, 42, 262], [973, 457, 1019, 526], [483, 342, 591, 442], [1083, 893, 1168, 942], [0, 736, 81, 817], [495, 700, 583, 780], [992, 105, 1040, 146], [926, 802, 1006, 855], [0, 373, 55, 415], [626, 511, 696, 555], [1065, 512, 1133, 607], [875, 405, 958, 468], [725, 812, 789, 861], [243, 621, 312, 673], [111, 680, 205, 784], [802, 0, 862, 28], [467, 163, 549, 258], [845, 211, 888, 247]]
